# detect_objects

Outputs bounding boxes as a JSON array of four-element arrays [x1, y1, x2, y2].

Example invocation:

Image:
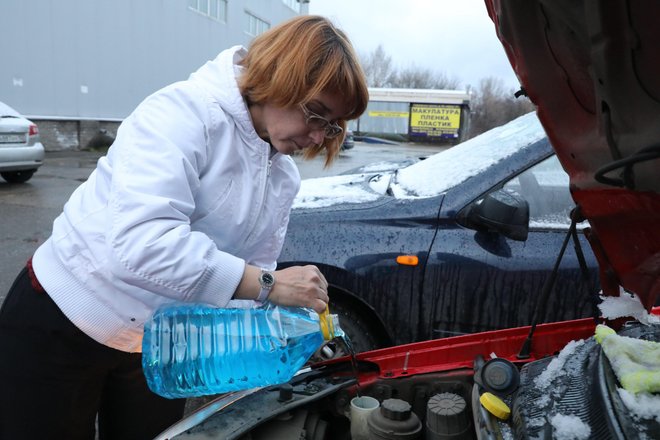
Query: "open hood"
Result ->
[[485, 0, 660, 309]]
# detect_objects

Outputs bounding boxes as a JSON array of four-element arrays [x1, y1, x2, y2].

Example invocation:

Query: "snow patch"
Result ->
[[534, 339, 585, 390], [598, 291, 660, 325], [391, 112, 544, 198], [617, 388, 660, 423], [551, 413, 591, 439], [292, 174, 380, 209]]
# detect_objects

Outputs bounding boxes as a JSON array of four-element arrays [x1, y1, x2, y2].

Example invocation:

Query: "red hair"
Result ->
[[239, 15, 368, 165]]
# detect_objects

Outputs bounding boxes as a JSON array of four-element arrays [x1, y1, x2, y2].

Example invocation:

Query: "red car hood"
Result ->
[[485, 0, 660, 309]]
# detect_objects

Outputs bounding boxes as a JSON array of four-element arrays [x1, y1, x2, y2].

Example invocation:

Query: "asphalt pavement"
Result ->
[[0, 141, 446, 301]]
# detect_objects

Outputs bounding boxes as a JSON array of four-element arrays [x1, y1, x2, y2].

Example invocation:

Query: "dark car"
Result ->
[[341, 129, 355, 150], [155, 2, 660, 439], [278, 112, 600, 352]]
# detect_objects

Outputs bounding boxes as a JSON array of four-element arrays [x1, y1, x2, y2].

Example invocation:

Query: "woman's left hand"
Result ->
[[267, 265, 329, 313]]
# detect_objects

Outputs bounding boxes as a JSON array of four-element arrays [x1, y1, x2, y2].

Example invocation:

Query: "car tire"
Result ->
[[1, 170, 36, 183], [330, 300, 383, 354]]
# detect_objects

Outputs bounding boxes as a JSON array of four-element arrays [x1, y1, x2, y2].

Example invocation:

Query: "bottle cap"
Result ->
[[479, 392, 511, 420], [319, 305, 334, 340]]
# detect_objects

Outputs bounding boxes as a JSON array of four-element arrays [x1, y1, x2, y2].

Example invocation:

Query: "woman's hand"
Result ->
[[235, 264, 329, 313], [268, 265, 329, 313]]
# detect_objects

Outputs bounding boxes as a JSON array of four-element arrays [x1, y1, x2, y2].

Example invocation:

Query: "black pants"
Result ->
[[0, 268, 186, 440]]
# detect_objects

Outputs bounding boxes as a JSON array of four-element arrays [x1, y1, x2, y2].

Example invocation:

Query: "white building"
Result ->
[[0, 0, 309, 149]]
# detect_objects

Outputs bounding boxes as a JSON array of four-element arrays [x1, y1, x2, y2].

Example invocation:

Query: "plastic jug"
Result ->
[[142, 302, 340, 398]]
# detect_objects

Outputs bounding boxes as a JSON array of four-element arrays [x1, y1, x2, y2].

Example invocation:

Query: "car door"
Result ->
[[421, 154, 600, 340]]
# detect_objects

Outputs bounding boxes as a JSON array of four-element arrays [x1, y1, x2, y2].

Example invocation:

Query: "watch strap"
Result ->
[[257, 286, 271, 302]]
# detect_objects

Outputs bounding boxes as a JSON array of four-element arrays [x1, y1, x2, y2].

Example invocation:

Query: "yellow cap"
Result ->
[[318, 305, 334, 340], [479, 392, 511, 420]]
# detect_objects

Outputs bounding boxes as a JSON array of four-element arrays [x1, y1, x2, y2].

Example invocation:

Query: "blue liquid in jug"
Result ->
[[142, 304, 325, 398]]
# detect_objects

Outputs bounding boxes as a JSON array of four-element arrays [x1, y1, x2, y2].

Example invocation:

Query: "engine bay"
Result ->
[[164, 321, 659, 440]]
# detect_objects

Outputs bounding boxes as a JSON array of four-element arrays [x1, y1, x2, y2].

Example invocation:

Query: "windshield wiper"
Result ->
[[385, 169, 400, 196]]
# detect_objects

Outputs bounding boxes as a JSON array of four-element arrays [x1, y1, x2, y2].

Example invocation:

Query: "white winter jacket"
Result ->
[[32, 46, 301, 352]]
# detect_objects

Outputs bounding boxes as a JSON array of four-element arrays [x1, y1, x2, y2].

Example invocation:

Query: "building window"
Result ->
[[245, 11, 270, 36], [189, 0, 227, 22], [282, 0, 301, 12]]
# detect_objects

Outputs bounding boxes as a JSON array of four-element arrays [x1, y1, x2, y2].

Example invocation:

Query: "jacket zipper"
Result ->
[[243, 158, 272, 245]]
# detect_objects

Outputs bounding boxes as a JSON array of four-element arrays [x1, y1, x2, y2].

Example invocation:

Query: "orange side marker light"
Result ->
[[396, 255, 419, 266]]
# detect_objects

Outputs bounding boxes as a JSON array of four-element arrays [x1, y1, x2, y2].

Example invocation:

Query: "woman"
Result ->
[[0, 15, 368, 440]]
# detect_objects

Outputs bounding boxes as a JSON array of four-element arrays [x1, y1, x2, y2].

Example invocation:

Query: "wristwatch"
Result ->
[[257, 269, 275, 302]]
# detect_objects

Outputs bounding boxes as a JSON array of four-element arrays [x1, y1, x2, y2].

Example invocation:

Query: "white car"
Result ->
[[0, 101, 45, 183]]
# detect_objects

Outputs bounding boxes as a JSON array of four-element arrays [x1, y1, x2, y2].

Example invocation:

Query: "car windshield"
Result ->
[[389, 112, 546, 198], [293, 112, 547, 209]]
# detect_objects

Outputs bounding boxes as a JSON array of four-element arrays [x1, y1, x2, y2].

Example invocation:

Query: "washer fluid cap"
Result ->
[[479, 392, 510, 420]]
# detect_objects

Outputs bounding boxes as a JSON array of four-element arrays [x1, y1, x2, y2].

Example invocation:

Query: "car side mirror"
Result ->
[[461, 189, 529, 241]]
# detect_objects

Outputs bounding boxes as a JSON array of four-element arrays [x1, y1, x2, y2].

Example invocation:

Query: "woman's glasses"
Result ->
[[300, 105, 343, 139]]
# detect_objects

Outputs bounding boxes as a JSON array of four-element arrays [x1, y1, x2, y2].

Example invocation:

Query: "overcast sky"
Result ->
[[308, 0, 520, 91]]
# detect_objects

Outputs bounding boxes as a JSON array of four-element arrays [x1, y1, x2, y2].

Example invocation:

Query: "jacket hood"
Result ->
[[486, 1, 660, 309], [188, 46, 266, 150]]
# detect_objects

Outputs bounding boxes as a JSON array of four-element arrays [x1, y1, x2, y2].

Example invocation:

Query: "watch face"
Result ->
[[260, 271, 275, 288]]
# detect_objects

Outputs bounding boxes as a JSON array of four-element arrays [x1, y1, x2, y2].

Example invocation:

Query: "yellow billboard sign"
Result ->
[[409, 104, 461, 138]]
